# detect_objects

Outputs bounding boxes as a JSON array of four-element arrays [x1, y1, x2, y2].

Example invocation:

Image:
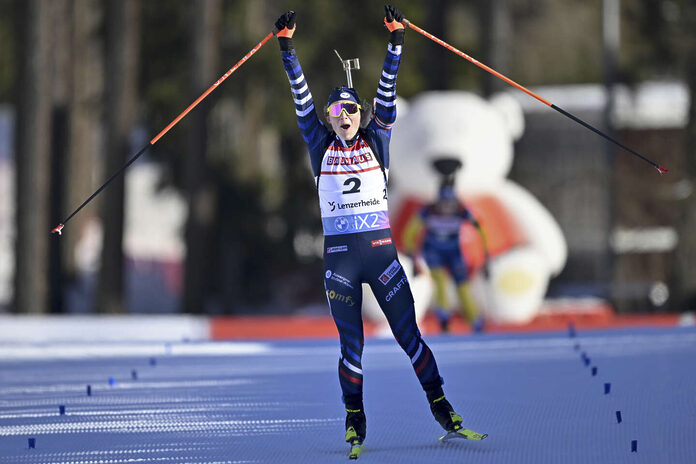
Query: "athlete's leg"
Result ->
[[456, 282, 479, 323], [365, 238, 442, 389], [427, 267, 450, 332], [423, 246, 452, 332], [325, 271, 365, 407], [429, 266, 450, 309], [323, 237, 366, 429], [446, 248, 479, 324], [365, 234, 483, 435]]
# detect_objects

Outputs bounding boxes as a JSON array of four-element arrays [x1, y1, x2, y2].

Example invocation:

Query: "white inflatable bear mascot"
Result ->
[[362, 91, 567, 334]]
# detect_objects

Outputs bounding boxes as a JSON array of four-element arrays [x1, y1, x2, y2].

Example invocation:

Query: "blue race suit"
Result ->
[[419, 202, 474, 283], [281, 38, 443, 407]]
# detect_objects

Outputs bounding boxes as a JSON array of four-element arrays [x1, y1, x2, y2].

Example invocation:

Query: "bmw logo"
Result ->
[[325, 270, 332, 279], [340, 92, 350, 99], [334, 216, 349, 232]]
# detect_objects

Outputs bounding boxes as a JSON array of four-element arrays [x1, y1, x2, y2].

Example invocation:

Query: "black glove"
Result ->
[[384, 5, 405, 23], [275, 11, 296, 35], [482, 254, 491, 279], [384, 5, 405, 45], [275, 11, 296, 51]]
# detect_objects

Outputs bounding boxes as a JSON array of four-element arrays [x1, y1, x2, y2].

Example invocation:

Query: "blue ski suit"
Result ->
[[280, 37, 443, 407], [419, 201, 474, 283]]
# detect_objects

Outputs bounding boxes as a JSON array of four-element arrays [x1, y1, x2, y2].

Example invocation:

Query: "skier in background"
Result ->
[[274, 6, 486, 458], [403, 159, 490, 334]]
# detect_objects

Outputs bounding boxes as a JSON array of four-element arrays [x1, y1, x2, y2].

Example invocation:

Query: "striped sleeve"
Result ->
[[281, 50, 331, 175], [373, 42, 402, 130]]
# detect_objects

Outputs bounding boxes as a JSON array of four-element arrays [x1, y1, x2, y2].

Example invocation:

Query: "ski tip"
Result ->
[[656, 165, 668, 175], [440, 429, 488, 442], [464, 430, 487, 441], [51, 224, 64, 235]]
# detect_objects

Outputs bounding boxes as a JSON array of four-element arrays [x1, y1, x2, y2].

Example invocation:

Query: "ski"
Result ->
[[439, 427, 488, 442]]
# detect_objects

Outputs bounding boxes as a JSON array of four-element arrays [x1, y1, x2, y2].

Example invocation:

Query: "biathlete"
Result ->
[[274, 6, 486, 458], [403, 163, 490, 333]]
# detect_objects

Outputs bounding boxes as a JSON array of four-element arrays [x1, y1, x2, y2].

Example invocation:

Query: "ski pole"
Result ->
[[401, 18, 668, 175], [51, 30, 276, 235]]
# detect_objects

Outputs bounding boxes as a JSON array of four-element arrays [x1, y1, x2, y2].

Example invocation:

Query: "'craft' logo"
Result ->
[[385, 276, 409, 302]]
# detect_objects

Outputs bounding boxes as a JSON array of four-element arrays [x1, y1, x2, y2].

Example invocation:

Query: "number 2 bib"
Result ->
[[317, 136, 390, 236]]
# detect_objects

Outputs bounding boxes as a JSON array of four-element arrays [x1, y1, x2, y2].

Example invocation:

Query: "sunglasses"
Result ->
[[327, 101, 361, 118]]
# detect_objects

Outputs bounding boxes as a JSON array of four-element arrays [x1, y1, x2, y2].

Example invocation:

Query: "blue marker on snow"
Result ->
[[28, 438, 35, 449], [591, 366, 597, 376], [59, 405, 65, 415], [616, 411, 622, 423], [108, 377, 115, 387], [631, 440, 637, 452], [604, 382, 611, 394], [582, 353, 590, 366]]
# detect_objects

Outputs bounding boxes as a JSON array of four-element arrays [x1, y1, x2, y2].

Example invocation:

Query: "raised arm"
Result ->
[[372, 5, 405, 130], [275, 11, 331, 176]]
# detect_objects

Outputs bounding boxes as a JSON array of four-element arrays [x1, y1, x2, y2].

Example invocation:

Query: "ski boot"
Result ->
[[472, 317, 485, 334], [435, 308, 451, 333], [345, 408, 366, 459], [428, 390, 487, 442]]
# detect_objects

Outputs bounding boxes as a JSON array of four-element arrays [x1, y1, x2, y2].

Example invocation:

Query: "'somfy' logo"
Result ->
[[327, 289, 356, 307]]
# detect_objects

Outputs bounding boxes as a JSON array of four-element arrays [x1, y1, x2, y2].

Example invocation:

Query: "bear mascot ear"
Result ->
[[490, 93, 525, 142]]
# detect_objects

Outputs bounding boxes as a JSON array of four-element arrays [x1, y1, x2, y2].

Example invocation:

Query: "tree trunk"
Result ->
[[97, 0, 139, 314], [602, 0, 619, 302], [183, 0, 221, 314], [14, 0, 52, 314], [64, 0, 102, 281], [479, 0, 511, 97], [47, 0, 72, 314], [424, 0, 450, 90], [675, 3, 696, 310]]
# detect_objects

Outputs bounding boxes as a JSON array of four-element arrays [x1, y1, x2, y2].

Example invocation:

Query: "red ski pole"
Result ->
[[401, 18, 668, 176], [51, 31, 276, 235]]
